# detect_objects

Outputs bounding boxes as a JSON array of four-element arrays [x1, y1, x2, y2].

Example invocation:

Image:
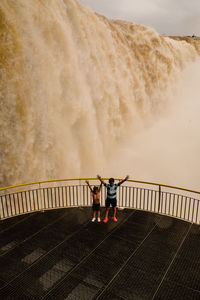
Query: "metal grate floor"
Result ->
[[0, 207, 199, 299]]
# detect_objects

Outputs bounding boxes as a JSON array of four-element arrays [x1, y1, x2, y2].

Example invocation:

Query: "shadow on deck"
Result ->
[[0, 207, 199, 299]]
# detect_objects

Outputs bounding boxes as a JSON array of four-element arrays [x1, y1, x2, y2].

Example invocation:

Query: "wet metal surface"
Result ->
[[0, 208, 199, 299]]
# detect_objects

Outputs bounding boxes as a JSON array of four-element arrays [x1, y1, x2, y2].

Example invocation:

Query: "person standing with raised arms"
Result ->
[[97, 175, 129, 223], [86, 180, 102, 222]]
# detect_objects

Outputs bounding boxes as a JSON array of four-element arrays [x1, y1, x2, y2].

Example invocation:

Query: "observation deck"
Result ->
[[0, 179, 200, 299]]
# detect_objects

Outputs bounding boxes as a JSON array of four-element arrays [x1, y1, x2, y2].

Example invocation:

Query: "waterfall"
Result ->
[[0, 0, 199, 187]]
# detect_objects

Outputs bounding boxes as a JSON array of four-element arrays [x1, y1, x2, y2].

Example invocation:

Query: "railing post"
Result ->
[[79, 179, 82, 206], [158, 185, 161, 213], [39, 182, 45, 212]]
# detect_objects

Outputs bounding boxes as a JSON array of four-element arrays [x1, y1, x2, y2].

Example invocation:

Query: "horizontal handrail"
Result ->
[[1, 178, 200, 194], [0, 178, 199, 224]]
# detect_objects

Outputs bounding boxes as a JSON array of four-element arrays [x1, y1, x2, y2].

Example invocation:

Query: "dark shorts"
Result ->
[[93, 203, 100, 211], [106, 198, 117, 208]]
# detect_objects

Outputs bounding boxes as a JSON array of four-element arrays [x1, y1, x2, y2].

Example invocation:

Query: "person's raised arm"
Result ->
[[98, 182, 103, 192], [118, 175, 129, 186], [85, 180, 93, 192], [97, 175, 106, 185]]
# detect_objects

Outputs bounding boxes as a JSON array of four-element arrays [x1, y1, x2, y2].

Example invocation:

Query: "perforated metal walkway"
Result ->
[[0, 207, 199, 299]]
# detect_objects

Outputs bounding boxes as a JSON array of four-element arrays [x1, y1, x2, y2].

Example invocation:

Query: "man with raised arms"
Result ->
[[97, 175, 129, 223]]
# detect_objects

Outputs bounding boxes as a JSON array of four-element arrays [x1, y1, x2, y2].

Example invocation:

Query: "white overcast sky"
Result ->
[[78, 0, 200, 36]]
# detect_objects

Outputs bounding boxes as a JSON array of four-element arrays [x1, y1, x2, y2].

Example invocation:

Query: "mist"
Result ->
[[0, 0, 199, 190], [108, 59, 200, 190]]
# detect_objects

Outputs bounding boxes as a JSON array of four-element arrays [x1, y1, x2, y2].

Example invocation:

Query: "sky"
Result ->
[[78, 0, 200, 36]]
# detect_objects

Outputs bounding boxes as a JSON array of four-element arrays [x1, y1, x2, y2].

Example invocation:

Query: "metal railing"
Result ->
[[0, 178, 200, 224]]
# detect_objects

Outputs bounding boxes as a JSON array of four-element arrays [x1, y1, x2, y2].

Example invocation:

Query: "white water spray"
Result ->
[[110, 59, 200, 190]]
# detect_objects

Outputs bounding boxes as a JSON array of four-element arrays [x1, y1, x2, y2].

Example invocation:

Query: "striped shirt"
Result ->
[[105, 183, 119, 199]]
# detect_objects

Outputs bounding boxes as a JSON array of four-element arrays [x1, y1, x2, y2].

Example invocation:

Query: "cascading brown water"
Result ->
[[0, 0, 199, 187]]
